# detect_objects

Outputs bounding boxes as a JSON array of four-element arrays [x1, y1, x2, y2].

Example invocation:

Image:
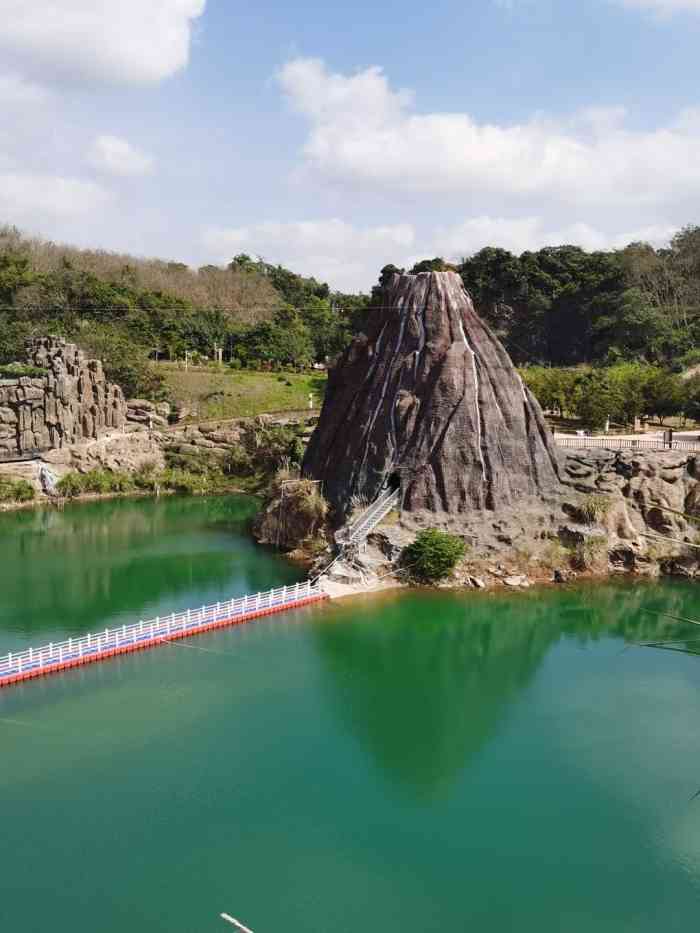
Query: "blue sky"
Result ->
[[1, 0, 699, 290]]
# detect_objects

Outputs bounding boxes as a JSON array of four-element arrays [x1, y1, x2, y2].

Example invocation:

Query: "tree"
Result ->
[[77, 325, 165, 399], [409, 257, 456, 274], [401, 529, 466, 583], [574, 369, 626, 429], [234, 305, 314, 370], [642, 370, 685, 424], [682, 375, 700, 422]]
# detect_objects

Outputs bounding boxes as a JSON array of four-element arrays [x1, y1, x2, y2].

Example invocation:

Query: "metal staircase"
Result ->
[[344, 486, 400, 547]]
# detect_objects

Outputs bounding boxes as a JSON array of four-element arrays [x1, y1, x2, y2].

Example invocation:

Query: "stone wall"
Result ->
[[0, 337, 126, 461]]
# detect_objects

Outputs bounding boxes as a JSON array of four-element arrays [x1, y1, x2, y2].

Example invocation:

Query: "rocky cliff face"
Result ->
[[304, 271, 561, 520], [560, 448, 700, 576], [0, 337, 126, 461]]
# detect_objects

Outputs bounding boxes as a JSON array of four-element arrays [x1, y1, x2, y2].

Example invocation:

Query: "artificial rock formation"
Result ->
[[0, 337, 126, 461], [304, 271, 561, 520]]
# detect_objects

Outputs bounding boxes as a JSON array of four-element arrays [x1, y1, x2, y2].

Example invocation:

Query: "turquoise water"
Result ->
[[2, 497, 700, 931]]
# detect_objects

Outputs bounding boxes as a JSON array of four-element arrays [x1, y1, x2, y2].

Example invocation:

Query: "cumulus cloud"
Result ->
[[88, 135, 154, 177], [433, 216, 677, 259], [201, 215, 678, 291], [0, 0, 206, 85], [0, 172, 111, 223], [277, 58, 700, 209], [202, 219, 415, 292]]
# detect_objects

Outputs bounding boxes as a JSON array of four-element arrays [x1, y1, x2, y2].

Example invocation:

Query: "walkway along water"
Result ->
[[0, 580, 326, 689]]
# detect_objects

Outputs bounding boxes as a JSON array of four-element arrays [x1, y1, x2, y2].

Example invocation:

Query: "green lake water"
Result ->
[[2, 496, 700, 932]]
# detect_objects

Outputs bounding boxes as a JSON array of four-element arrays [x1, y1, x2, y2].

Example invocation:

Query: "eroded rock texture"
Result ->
[[304, 271, 561, 518], [0, 337, 126, 461]]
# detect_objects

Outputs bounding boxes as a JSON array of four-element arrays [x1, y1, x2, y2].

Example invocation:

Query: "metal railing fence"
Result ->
[[555, 437, 700, 453], [346, 488, 400, 545], [0, 580, 321, 681]]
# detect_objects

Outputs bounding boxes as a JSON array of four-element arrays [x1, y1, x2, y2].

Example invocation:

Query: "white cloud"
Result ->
[[277, 58, 700, 208], [201, 215, 678, 291], [434, 216, 677, 259], [617, 0, 700, 14], [0, 172, 111, 223], [202, 219, 415, 292], [0, 0, 206, 85], [0, 72, 48, 106], [88, 135, 154, 177]]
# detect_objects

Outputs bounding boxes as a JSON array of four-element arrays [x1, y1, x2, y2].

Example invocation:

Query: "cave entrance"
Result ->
[[387, 472, 401, 493]]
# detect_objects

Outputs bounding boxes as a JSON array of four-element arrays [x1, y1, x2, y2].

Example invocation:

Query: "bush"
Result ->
[[401, 529, 467, 583], [56, 472, 87, 497], [0, 476, 35, 502], [159, 468, 211, 495], [56, 469, 134, 497], [572, 535, 609, 571], [223, 445, 254, 476], [243, 423, 307, 474], [578, 494, 612, 525]]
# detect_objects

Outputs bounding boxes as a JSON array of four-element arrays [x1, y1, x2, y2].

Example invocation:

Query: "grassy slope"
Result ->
[[160, 365, 328, 421]]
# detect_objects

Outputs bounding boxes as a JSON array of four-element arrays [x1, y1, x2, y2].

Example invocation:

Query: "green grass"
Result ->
[[0, 476, 35, 503], [159, 365, 327, 421], [0, 363, 48, 380]]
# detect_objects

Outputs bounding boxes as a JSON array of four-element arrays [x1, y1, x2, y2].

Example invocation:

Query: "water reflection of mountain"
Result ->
[[0, 495, 297, 638], [313, 584, 698, 799]]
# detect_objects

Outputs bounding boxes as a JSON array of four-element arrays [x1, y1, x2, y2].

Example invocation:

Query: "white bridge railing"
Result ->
[[555, 436, 700, 453], [0, 580, 322, 681]]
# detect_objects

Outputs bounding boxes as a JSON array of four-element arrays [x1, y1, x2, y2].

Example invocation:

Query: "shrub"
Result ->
[[401, 529, 467, 583], [56, 472, 87, 497], [133, 461, 159, 490], [242, 423, 308, 474], [0, 476, 35, 502], [159, 468, 211, 495], [224, 445, 254, 476], [539, 540, 569, 569], [578, 494, 612, 525], [56, 469, 134, 497], [572, 535, 609, 571]]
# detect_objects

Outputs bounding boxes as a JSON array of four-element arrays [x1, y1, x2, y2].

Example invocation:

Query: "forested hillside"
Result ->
[[0, 226, 366, 397], [1, 223, 698, 425]]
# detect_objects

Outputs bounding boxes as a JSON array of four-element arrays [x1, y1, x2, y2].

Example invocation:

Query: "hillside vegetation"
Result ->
[[0, 225, 366, 398], [1, 223, 699, 427]]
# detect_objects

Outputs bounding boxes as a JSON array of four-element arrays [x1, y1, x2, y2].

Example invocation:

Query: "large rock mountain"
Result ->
[[303, 271, 561, 520]]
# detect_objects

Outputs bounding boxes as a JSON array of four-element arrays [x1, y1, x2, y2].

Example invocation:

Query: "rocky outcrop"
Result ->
[[559, 448, 700, 576], [41, 430, 165, 475], [303, 271, 561, 521], [253, 476, 329, 553], [344, 447, 700, 586], [126, 399, 171, 428], [0, 337, 126, 461]]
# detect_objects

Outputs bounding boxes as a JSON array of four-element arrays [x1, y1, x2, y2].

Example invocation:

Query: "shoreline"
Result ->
[[0, 484, 257, 514]]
